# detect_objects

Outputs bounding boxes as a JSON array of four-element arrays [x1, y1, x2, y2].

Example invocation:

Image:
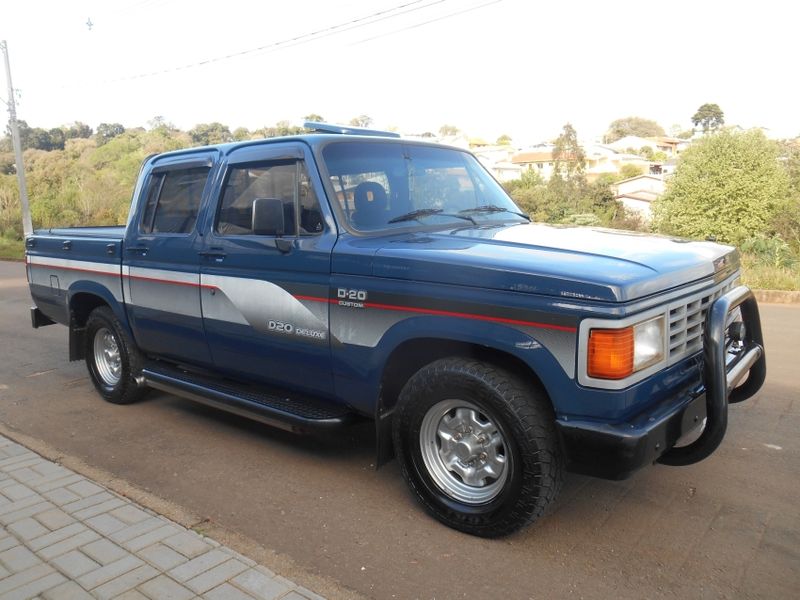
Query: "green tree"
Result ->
[[303, 113, 325, 123], [604, 116, 666, 143], [63, 121, 93, 139], [439, 124, 459, 137], [692, 103, 725, 133], [652, 130, 789, 244], [552, 123, 585, 182], [638, 146, 654, 160], [496, 134, 512, 145], [95, 123, 125, 146], [617, 164, 645, 180], [781, 140, 800, 196], [188, 122, 233, 146], [45, 129, 65, 151], [547, 123, 587, 217], [147, 116, 177, 134], [232, 127, 251, 141], [349, 115, 372, 128], [258, 121, 303, 138]]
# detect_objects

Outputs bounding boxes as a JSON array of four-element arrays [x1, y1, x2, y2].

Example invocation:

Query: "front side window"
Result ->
[[217, 161, 323, 236], [140, 167, 210, 234], [322, 141, 524, 232]]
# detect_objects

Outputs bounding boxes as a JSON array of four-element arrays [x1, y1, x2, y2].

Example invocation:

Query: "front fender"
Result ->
[[332, 314, 576, 417], [379, 316, 572, 399]]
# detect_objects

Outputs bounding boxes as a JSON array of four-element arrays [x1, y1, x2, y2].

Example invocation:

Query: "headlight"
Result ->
[[588, 316, 665, 380], [633, 316, 666, 371]]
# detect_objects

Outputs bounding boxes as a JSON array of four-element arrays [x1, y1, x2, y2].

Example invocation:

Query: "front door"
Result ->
[[199, 143, 336, 396], [123, 154, 216, 367]]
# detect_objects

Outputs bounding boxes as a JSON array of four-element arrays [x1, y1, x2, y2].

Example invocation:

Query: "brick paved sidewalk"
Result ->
[[0, 435, 325, 600]]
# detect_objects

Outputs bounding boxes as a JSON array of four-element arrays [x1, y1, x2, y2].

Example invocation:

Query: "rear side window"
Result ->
[[217, 160, 323, 236], [140, 167, 210, 234]]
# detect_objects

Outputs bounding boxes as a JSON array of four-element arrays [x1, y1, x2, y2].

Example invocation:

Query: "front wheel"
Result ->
[[392, 358, 563, 537], [85, 306, 145, 405]]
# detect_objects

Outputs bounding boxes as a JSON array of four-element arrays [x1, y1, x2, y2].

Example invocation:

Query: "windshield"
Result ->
[[321, 141, 526, 232]]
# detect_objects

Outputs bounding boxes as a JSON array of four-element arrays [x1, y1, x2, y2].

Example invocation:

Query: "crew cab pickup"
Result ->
[[25, 123, 766, 537]]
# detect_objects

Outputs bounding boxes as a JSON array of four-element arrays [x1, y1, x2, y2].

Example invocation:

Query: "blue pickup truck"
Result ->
[[25, 123, 766, 537]]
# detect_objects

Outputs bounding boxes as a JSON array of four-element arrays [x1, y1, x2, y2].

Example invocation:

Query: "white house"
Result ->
[[614, 174, 666, 220], [511, 145, 558, 180]]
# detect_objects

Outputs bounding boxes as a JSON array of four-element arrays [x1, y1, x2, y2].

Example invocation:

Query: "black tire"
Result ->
[[392, 358, 563, 538], [84, 306, 145, 405]]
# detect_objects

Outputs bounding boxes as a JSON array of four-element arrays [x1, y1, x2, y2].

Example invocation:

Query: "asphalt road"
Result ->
[[1, 260, 798, 599]]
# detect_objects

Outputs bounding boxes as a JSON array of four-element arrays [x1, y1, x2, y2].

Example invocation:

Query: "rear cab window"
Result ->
[[140, 165, 212, 234]]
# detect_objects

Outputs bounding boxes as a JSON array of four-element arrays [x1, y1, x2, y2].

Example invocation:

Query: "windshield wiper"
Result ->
[[459, 205, 530, 221], [388, 208, 476, 225]]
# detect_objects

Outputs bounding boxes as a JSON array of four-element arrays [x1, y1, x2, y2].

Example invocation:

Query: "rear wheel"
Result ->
[[393, 358, 563, 537], [85, 306, 145, 405]]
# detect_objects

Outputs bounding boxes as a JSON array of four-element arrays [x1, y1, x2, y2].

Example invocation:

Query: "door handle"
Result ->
[[62, 240, 72, 251], [125, 245, 148, 255], [199, 248, 226, 261]]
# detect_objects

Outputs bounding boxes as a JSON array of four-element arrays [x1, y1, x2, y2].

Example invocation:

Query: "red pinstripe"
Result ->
[[31, 264, 575, 333]]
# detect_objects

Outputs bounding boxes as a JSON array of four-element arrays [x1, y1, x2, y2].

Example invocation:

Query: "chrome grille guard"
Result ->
[[659, 285, 766, 466]]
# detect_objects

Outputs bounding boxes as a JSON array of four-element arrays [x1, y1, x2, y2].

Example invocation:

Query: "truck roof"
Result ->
[[147, 126, 459, 163]]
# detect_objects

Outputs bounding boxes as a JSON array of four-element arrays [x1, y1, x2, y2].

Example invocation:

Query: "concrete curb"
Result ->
[[753, 289, 800, 304]]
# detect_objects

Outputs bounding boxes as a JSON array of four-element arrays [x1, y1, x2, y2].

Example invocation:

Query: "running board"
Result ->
[[141, 362, 355, 433]]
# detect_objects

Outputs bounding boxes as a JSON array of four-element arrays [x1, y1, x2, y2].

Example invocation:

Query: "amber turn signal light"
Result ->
[[587, 327, 634, 379]]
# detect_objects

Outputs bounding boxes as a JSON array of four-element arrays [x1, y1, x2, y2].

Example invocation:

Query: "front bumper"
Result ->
[[556, 388, 707, 480], [557, 285, 766, 480]]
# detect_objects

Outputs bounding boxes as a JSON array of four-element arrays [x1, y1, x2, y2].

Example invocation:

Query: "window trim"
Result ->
[[139, 172, 165, 234]]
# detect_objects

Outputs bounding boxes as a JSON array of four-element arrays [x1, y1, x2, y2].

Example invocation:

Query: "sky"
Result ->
[[2, 0, 799, 146]]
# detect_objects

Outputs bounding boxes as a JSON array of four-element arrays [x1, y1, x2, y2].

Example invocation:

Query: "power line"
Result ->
[[73, 0, 449, 87], [350, 0, 503, 46]]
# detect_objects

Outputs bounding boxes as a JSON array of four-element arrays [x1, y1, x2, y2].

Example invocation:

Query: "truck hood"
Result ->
[[365, 222, 738, 302]]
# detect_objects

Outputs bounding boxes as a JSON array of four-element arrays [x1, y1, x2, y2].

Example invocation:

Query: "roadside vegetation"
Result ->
[[1, 116, 799, 289]]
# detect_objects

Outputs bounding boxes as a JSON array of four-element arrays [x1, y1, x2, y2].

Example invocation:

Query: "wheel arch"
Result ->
[[371, 317, 573, 466], [67, 282, 132, 361], [380, 338, 554, 415]]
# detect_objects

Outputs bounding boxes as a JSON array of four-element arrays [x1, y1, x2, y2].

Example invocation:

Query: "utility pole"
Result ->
[[1, 40, 32, 236]]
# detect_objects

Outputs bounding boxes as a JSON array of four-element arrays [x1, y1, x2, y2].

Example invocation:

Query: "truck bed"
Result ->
[[26, 227, 125, 327]]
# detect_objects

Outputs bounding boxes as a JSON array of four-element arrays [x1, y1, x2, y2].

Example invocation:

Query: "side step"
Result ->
[[141, 362, 356, 433]]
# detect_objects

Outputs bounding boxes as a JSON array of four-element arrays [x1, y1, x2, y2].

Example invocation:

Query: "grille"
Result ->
[[667, 280, 734, 364]]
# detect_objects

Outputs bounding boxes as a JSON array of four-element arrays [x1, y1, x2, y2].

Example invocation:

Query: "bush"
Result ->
[[652, 130, 789, 245]]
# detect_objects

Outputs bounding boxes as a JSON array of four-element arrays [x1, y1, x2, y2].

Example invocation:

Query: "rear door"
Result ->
[[123, 153, 216, 366], [199, 142, 337, 396]]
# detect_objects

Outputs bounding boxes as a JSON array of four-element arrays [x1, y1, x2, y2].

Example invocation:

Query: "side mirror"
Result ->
[[252, 198, 285, 236]]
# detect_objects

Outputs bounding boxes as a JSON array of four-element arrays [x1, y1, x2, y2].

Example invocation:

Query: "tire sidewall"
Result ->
[[395, 365, 540, 535], [85, 308, 134, 403]]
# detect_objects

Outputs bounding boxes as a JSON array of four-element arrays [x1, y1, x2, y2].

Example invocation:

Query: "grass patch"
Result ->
[[740, 252, 800, 291], [0, 236, 23, 260]]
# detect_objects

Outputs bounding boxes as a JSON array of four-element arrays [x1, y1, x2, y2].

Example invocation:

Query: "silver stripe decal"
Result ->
[[28, 255, 120, 276], [202, 274, 329, 336], [28, 256, 123, 302]]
